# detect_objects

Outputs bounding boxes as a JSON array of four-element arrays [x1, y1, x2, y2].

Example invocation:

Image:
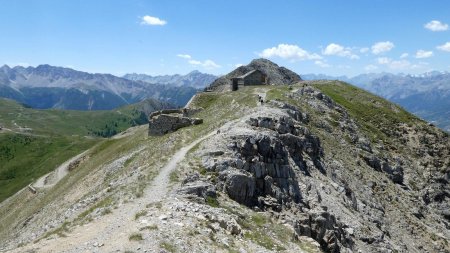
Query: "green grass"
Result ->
[[0, 133, 97, 202], [205, 196, 219, 207], [312, 81, 420, 144], [169, 170, 180, 183], [0, 98, 147, 137], [129, 232, 144, 241], [139, 224, 158, 231], [243, 230, 286, 251], [77, 196, 114, 221], [41, 221, 70, 239], [0, 97, 158, 202], [134, 210, 148, 220], [160, 241, 177, 253]]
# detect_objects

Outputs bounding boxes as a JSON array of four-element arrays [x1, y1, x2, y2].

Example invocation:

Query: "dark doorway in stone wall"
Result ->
[[232, 79, 239, 91]]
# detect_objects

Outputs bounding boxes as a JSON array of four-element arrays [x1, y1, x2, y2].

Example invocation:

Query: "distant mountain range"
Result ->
[[123, 70, 217, 89], [0, 65, 206, 110], [2, 63, 448, 132], [303, 72, 450, 132]]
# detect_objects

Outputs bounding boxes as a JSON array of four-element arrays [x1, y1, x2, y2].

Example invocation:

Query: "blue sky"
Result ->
[[1, 0, 449, 76]]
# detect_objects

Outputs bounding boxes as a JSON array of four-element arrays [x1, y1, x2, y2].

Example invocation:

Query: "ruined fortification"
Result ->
[[148, 108, 203, 136]]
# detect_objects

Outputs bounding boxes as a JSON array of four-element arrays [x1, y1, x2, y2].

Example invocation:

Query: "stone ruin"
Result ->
[[148, 108, 203, 136]]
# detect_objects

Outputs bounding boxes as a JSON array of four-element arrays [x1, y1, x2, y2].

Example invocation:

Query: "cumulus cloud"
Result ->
[[415, 50, 433, 59], [177, 54, 191, 59], [424, 20, 448, 31], [377, 57, 413, 70], [377, 57, 391, 64], [400, 53, 409, 58], [314, 60, 330, 68], [259, 44, 322, 61], [188, 59, 221, 69], [322, 43, 359, 59], [140, 15, 167, 26], [234, 63, 244, 68], [360, 47, 369, 53], [437, 42, 450, 52], [371, 41, 395, 54]]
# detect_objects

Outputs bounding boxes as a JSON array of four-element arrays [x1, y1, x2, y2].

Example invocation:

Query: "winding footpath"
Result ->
[[14, 130, 216, 253]]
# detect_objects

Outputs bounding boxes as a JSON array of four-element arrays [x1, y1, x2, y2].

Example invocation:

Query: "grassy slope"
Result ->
[[311, 81, 422, 144], [0, 98, 159, 202]]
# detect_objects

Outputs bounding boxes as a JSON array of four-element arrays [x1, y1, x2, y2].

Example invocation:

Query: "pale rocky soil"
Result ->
[[6, 131, 217, 253]]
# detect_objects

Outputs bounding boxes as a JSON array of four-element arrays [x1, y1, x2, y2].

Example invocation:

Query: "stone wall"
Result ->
[[243, 70, 265, 86], [148, 108, 203, 136]]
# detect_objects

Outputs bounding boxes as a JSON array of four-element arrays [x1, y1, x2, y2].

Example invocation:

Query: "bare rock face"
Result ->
[[207, 109, 326, 210], [294, 208, 354, 253], [195, 104, 356, 251], [208, 58, 302, 91]]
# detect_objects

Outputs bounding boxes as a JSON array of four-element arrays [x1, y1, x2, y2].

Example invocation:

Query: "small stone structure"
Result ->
[[148, 108, 203, 136], [231, 70, 267, 91]]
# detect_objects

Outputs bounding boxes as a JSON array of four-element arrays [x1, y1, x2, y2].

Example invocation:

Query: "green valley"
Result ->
[[0, 98, 171, 202]]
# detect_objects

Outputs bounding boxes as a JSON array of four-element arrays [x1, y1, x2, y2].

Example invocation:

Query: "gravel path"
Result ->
[[16, 130, 216, 253], [33, 150, 89, 189]]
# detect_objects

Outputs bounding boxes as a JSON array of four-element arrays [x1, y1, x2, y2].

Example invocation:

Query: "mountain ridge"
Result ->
[[123, 70, 217, 89], [0, 65, 198, 110]]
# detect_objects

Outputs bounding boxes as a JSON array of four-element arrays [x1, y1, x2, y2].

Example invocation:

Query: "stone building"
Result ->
[[231, 70, 267, 91]]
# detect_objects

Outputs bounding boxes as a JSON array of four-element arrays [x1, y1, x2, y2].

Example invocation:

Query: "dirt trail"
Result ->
[[33, 150, 89, 189], [16, 130, 216, 253]]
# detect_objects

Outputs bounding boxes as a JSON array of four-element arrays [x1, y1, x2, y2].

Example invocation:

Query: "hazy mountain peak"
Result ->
[[122, 70, 217, 89]]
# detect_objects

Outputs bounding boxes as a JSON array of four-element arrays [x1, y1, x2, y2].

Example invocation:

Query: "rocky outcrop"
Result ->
[[196, 107, 356, 251], [207, 112, 325, 210], [294, 208, 354, 253], [208, 58, 301, 91]]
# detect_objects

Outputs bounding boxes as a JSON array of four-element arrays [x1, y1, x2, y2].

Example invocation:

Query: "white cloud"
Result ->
[[377, 57, 391, 64], [371, 41, 394, 54], [389, 60, 411, 69], [400, 53, 409, 58], [140, 15, 167, 26], [188, 60, 201, 65], [189, 59, 221, 69], [202, 60, 221, 69], [177, 54, 191, 59], [314, 60, 330, 68], [415, 50, 433, 59], [259, 44, 322, 61], [360, 47, 369, 53], [322, 43, 359, 59], [424, 20, 448, 31], [322, 43, 346, 55], [364, 65, 378, 71], [377, 57, 412, 70], [234, 63, 244, 68], [437, 42, 450, 52]]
